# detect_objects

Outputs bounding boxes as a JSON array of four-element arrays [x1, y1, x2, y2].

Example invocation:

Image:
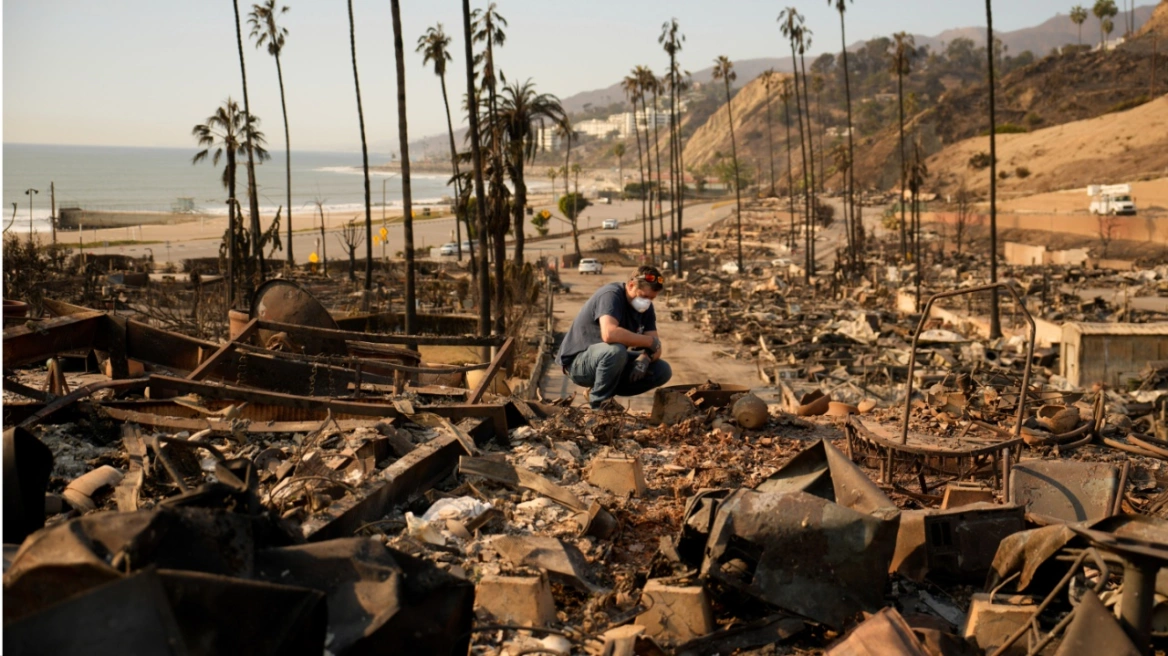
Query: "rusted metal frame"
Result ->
[[149, 434, 228, 494], [2, 311, 105, 369], [197, 349, 398, 397], [902, 283, 1036, 445], [99, 406, 383, 435], [147, 374, 510, 437], [847, 420, 1022, 488], [346, 340, 423, 364], [186, 319, 260, 381], [256, 319, 507, 347], [989, 548, 1111, 656], [306, 433, 468, 542], [469, 337, 515, 404], [2, 377, 56, 403], [233, 341, 489, 376], [18, 378, 149, 429]]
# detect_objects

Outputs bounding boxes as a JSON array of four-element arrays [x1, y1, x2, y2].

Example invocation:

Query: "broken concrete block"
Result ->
[[635, 580, 715, 645], [649, 388, 698, 425], [588, 455, 648, 497], [941, 482, 995, 509], [475, 573, 557, 627], [600, 624, 647, 656], [962, 593, 1037, 656]]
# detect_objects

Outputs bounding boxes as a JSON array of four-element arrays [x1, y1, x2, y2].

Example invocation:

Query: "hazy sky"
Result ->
[[4, 0, 1101, 153]]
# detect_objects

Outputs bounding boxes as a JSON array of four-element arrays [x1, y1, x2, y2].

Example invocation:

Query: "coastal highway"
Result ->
[[78, 198, 738, 269]]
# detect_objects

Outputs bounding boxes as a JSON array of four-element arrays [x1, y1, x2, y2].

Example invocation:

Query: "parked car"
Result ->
[[578, 258, 604, 275], [439, 242, 458, 256], [461, 240, 473, 251], [602, 218, 619, 230]]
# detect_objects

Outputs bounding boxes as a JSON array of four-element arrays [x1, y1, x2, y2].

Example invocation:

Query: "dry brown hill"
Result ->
[[851, 46, 1168, 193], [925, 94, 1168, 198]]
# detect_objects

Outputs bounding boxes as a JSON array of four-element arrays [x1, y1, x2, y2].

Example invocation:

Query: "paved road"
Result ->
[[77, 197, 681, 267]]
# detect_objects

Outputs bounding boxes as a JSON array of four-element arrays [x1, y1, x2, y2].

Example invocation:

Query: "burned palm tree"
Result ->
[[712, 56, 744, 274]]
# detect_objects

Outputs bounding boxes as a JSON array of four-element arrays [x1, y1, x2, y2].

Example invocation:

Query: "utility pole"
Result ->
[[24, 188, 38, 244], [50, 182, 57, 246], [987, 0, 1001, 339]]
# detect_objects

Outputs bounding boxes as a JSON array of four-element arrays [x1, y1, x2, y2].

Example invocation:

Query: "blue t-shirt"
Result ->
[[558, 282, 657, 367]]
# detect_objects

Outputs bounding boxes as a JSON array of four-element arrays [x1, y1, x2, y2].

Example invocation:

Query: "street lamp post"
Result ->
[[24, 188, 38, 243]]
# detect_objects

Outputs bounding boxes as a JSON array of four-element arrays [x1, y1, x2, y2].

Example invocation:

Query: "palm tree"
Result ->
[[248, 0, 293, 267], [547, 166, 559, 201], [622, 70, 650, 258], [643, 70, 669, 266], [417, 24, 469, 263], [462, 0, 490, 336], [1102, 17, 1115, 46], [345, 0, 373, 290], [472, 3, 509, 332], [389, 0, 416, 334], [831, 0, 858, 270], [490, 80, 567, 273], [780, 8, 814, 283], [908, 139, 928, 311], [762, 69, 779, 195], [781, 79, 797, 251], [891, 31, 915, 262], [795, 25, 818, 276], [232, 0, 264, 277], [987, 0, 1001, 339], [192, 98, 269, 307], [1071, 5, 1089, 46], [632, 66, 658, 262], [812, 73, 826, 195], [1093, 0, 1118, 49], [611, 143, 626, 199], [660, 18, 685, 276], [712, 56, 743, 274]]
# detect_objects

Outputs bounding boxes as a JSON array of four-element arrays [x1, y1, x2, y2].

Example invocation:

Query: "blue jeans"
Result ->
[[568, 342, 672, 407]]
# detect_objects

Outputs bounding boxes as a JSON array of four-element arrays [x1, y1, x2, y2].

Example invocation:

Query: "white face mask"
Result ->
[[631, 296, 652, 313]]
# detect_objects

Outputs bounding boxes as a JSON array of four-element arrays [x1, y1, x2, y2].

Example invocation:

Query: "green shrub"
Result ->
[[1107, 95, 1150, 114], [1015, 166, 1031, 179], [969, 152, 993, 170], [1024, 112, 1043, 127]]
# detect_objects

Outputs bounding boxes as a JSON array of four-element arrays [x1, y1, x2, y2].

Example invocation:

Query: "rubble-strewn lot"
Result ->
[[8, 202, 1168, 655]]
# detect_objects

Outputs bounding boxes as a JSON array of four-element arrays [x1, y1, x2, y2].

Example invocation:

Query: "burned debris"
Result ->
[[7, 199, 1168, 656]]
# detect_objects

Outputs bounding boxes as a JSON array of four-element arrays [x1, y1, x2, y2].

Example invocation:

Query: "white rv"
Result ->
[[1088, 183, 1137, 215]]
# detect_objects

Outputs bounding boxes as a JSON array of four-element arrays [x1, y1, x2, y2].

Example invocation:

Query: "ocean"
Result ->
[[2, 143, 468, 234]]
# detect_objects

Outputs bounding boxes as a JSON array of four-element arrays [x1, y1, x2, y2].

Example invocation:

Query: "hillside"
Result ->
[[851, 45, 1168, 192], [554, 4, 1157, 116], [680, 74, 796, 176], [924, 94, 1168, 197]]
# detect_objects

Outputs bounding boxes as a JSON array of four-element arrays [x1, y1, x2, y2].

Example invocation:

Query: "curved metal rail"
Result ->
[[900, 283, 1035, 445]]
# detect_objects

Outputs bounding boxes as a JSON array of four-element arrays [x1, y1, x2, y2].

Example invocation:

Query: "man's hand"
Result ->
[[628, 354, 651, 382], [649, 335, 663, 361]]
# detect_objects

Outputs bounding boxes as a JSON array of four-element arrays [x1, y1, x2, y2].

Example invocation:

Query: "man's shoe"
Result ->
[[589, 397, 625, 413]]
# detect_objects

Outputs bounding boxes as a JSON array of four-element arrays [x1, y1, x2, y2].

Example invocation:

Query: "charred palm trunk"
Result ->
[[233, 0, 265, 285], [897, 67, 908, 262], [390, 0, 416, 335], [839, 8, 858, 271], [798, 49, 817, 277], [650, 86, 667, 270], [790, 42, 812, 284], [462, 0, 490, 337], [346, 0, 373, 293]]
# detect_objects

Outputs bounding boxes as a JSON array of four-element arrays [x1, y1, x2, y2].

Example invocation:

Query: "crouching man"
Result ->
[[557, 266, 673, 409]]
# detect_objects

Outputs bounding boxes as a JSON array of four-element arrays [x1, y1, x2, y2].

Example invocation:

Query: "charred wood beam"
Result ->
[[186, 319, 260, 382], [2, 311, 105, 369], [469, 337, 515, 404], [146, 374, 509, 437], [256, 319, 506, 347], [306, 432, 469, 542]]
